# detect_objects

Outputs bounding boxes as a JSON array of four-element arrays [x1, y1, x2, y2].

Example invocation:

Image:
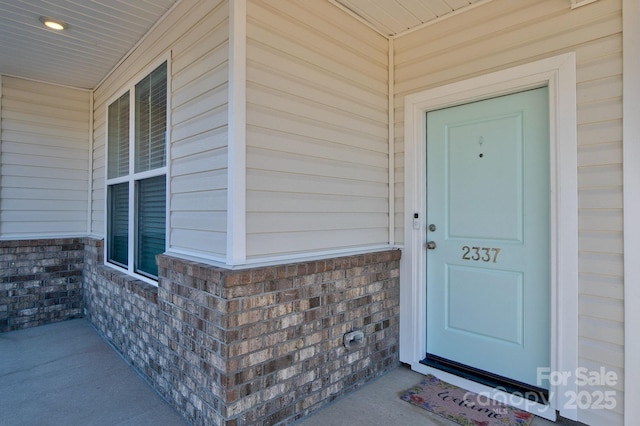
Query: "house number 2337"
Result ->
[[462, 246, 501, 263]]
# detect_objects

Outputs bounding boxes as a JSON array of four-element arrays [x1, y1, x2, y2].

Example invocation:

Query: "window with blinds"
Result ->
[[106, 61, 167, 281]]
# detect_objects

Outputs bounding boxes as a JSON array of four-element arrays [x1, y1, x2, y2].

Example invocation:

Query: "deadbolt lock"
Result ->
[[428, 224, 436, 232]]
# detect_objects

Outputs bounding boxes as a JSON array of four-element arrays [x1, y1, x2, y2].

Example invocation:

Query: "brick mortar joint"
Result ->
[[95, 265, 158, 303], [158, 249, 401, 289], [0, 237, 86, 248], [84, 247, 402, 425]]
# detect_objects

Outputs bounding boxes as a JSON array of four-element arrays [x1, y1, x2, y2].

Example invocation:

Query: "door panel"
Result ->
[[446, 265, 523, 345], [447, 114, 523, 241], [426, 87, 550, 389]]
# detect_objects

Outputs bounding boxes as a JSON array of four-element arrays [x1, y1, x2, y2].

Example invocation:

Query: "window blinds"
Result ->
[[107, 92, 129, 179], [107, 183, 129, 267], [135, 62, 167, 173], [136, 175, 166, 278]]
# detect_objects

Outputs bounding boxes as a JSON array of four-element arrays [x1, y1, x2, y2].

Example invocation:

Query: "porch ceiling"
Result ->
[[0, 0, 487, 90], [0, 0, 178, 90], [332, 0, 486, 37]]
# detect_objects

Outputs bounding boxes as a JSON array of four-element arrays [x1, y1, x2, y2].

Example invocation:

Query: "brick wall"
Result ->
[[0, 238, 84, 332], [83, 236, 401, 425], [82, 238, 165, 393]]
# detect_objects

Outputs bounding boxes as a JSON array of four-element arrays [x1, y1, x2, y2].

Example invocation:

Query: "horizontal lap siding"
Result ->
[[92, 0, 229, 260], [245, 0, 389, 259], [91, 108, 105, 235], [394, 1, 623, 424], [0, 77, 89, 237], [170, 1, 229, 260]]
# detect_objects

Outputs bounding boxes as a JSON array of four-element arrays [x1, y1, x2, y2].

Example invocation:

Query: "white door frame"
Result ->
[[400, 53, 578, 421]]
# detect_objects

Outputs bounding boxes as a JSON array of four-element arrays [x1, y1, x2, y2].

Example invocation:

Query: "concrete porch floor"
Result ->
[[0, 319, 187, 426], [1, 319, 562, 426], [297, 364, 559, 426]]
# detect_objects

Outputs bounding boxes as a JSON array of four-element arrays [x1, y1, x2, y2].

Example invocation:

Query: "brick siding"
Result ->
[[0, 238, 84, 332], [83, 236, 401, 425]]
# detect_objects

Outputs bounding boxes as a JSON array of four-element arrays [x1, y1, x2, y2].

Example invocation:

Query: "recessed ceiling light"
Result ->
[[39, 16, 68, 31]]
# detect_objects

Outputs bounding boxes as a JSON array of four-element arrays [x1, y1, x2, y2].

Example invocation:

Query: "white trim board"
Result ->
[[0, 75, 3, 199], [227, 0, 247, 266], [87, 90, 94, 235], [388, 37, 395, 246], [400, 53, 578, 421], [623, 0, 640, 424]]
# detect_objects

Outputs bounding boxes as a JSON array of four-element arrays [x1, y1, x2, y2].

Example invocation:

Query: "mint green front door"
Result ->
[[426, 87, 550, 389]]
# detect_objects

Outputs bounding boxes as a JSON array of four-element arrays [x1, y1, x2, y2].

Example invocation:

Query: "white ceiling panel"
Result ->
[[0, 0, 177, 89], [334, 0, 484, 36], [0, 0, 487, 89]]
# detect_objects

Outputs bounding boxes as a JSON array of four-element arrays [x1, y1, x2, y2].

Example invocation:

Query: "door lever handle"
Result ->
[[426, 241, 436, 250]]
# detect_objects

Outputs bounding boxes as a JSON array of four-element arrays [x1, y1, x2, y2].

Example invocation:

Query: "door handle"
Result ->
[[426, 241, 436, 250]]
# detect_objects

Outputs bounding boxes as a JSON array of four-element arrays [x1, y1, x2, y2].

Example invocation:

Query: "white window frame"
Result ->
[[104, 56, 171, 285]]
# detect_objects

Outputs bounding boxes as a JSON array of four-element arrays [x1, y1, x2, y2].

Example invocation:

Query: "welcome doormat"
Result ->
[[400, 375, 535, 426]]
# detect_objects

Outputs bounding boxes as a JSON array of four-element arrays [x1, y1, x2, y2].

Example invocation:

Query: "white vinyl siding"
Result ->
[[171, 0, 229, 260], [92, 103, 106, 236], [0, 76, 89, 238], [93, 0, 229, 261], [245, 0, 389, 259], [394, 0, 623, 424]]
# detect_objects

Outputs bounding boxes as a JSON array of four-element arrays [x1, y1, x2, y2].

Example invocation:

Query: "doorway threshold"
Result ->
[[421, 354, 549, 405]]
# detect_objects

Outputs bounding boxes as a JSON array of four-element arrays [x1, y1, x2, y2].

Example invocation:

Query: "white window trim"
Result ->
[[400, 53, 578, 421], [104, 54, 171, 286]]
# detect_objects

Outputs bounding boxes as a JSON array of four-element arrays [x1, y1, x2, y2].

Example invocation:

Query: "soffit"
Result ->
[[332, 0, 487, 37], [0, 0, 177, 90], [0, 1, 583, 90]]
